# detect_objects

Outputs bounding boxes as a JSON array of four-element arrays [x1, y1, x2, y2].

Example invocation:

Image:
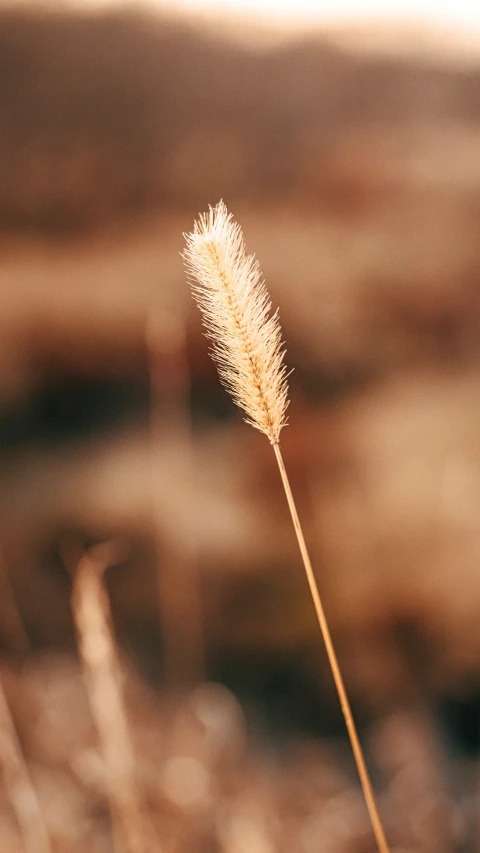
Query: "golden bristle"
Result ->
[[183, 201, 289, 444]]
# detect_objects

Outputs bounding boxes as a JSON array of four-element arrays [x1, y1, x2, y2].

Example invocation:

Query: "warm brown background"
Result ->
[[0, 5, 479, 851]]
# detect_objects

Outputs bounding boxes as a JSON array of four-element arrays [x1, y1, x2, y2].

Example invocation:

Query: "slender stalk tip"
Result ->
[[183, 201, 289, 444]]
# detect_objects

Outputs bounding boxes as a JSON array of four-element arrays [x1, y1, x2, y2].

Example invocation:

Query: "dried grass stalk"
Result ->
[[0, 677, 52, 853], [71, 542, 149, 853], [183, 202, 390, 853], [183, 201, 289, 444]]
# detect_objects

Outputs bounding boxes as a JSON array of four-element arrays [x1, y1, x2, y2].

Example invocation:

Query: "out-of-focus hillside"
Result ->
[[2, 5, 480, 227], [1, 6, 480, 389]]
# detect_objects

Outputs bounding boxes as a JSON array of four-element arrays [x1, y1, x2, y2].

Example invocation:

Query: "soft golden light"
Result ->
[[159, 0, 480, 28]]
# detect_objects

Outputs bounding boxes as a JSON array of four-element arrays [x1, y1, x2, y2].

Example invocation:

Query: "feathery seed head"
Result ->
[[183, 201, 289, 444]]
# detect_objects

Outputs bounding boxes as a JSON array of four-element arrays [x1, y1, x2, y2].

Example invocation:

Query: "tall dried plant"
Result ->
[[70, 541, 150, 853], [0, 678, 52, 853], [183, 201, 390, 853]]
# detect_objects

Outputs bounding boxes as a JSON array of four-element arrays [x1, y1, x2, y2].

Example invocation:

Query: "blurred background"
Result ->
[[0, 0, 480, 850]]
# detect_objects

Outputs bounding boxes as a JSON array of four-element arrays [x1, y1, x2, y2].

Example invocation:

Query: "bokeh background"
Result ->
[[1, 1, 480, 850]]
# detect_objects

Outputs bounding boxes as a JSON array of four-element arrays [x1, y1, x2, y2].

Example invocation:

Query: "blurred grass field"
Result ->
[[0, 4, 480, 851]]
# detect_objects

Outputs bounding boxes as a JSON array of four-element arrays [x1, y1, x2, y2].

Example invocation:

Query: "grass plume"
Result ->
[[183, 201, 391, 853], [183, 201, 289, 444]]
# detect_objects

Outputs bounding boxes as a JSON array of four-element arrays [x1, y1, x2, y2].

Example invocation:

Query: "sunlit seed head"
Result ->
[[183, 201, 289, 443]]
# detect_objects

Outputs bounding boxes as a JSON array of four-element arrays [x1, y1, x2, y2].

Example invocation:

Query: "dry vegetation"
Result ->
[[0, 4, 479, 851]]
